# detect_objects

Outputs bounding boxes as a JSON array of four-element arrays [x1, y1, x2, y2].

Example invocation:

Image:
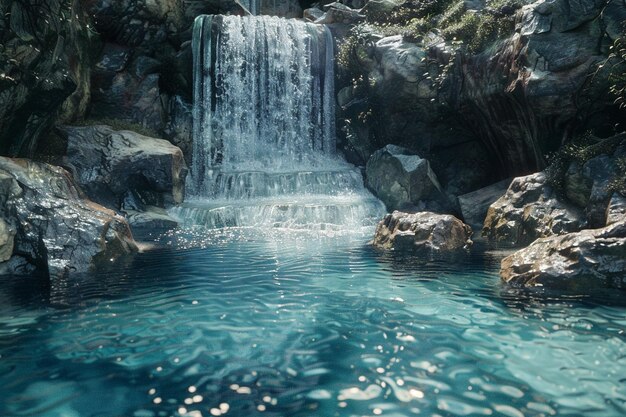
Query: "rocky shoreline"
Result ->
[[1, 0, 625, 291]]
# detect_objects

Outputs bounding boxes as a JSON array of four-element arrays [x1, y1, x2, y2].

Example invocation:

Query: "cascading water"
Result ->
[[171, 15, 385, 231]]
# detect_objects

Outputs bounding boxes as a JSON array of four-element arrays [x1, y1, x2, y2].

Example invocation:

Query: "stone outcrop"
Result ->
[[365, 145, 449, 212], [0, 0, 93, 157], [0, 218, 14, 263], [338, 0, 626, 204], [59, 125, 187, 211], [501, 220, 626, 291], [482, 172, 585, 247], [373, 211, 473, 255], [458, 179, 512, 229], [0, 157, 137, 278]]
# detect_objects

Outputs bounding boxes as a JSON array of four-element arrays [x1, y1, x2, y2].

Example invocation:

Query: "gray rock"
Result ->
[[316, 3, 364, 24], [0, 0, 92, 157], [164, 96, 193, 163], [607, 193, 626, 226], [365, 145, 448, 211], [125, 207, 180, 231], [483, 172, 585, 246], [501, 220, 626, 290], [458, 179, 512, 229], [304, 7, 325, 22], [0, 158, 138, 278], [0, 218, 15, 263], [373, 211, 473, 255], [59, 125, 187, 210], [361, 0, 404, 18]]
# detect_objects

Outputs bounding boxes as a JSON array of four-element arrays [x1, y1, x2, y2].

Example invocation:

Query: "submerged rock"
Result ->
[[0, 157, 137, 278], [483, 172, 584, 247], [373, 211, 472, 255], [366, 145, 449, 212], [59, 125, 187, 211], [501, 221, 626, 291]]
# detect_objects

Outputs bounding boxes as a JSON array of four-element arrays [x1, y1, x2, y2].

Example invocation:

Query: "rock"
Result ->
[[304, 7, 325, 22], [59, 125, 187, 210], [365, 145, 448, 211], [372, 211, 473, 255], [124, 207, 179, 231], [0, 157, 138, 278], [316, 3, 364, 24], [458, 179, 512, 229], [483, 172, 585, 247], [163, 96, 193, 163], [607, 193, 626, 226], [361, 0, 404, 19], [91, 48, 168, 133], [501, 221, 626, 290], [0, 218, 15, 263], [0, 0, 92, 157]]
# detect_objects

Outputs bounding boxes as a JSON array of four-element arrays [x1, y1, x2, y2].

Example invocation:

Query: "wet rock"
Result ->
[[163, 96, 193, 162], [483, 172, 584, 247], [365, 145, 448, 212], [501, 221, 626, 291], [304, 7, 325, 22], [458, 179, 512, 229], [59, 125, 187, 211], [125, 207, 179, 231], [0, 157, 137, 278], [607, 193, 626, 226], [0, 218, 14, 263], [91, 48, 168, 133], [316, 3, 364, 24], [0, 0, 92, 157], [373, 211, 473, 255]]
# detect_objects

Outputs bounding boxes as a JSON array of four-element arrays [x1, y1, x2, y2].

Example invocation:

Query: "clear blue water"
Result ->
[[1, 229, 625, 417]]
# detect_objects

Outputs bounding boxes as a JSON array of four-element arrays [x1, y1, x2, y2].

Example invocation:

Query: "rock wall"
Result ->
[[0, 0, 93, 157], [337, 0, 626, 202]]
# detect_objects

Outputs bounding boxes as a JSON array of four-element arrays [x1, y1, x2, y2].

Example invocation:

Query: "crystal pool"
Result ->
[[1, 229, 625, 417]]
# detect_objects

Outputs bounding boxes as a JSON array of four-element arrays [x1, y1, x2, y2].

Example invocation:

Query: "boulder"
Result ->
[[458, 179, 512, 229], [304, 8, 325, 22], [365, 145, 448, 211], [607, 193, 626, 226], [373, 211, 473, 255], [483, 172, 585, 247], [59, 125, 187, 211], [501, 221, 626, 291], [125, 207, 180, 231], [0, 218, 15, 263], [0, 158, 138, 278], [316, 3, 364, 24]]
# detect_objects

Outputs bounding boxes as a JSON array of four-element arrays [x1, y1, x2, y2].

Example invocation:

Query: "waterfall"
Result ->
[[172, 15, 385, 231]]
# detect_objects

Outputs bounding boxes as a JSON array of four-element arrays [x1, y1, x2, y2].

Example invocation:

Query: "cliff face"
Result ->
[[0, 0, 93, 157], [337, 0, 626, 199]]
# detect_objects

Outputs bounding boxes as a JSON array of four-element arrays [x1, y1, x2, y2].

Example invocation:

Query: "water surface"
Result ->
[[1, 229, 625, 417]]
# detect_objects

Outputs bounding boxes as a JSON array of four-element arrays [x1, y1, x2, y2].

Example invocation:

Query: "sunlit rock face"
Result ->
[[482, 172, 585, 247], [59, 125, 187, 211], [501, 220, 626, 291], [483, 134, 626, 247], [365, 145, 450, 213], [338, 0, 626, 195], [0, 157, 137, 278], [372, 211, 473, 256]]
